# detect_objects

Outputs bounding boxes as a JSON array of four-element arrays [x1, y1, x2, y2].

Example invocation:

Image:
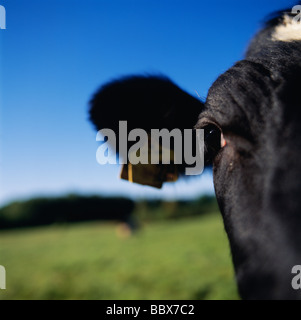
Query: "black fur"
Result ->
[[199, 6, 301, 299], [89, 75, 202, 133]]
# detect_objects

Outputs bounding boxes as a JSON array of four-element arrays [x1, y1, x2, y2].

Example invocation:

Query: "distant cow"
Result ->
[[89, 7, 301, 299]]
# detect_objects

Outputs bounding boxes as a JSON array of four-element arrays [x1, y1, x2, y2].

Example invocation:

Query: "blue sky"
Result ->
[[0, 0, 294, 206]]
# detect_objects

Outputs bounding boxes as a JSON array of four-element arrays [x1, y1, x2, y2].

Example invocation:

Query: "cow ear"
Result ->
[[89, 75, 202, 133], [89, 75, 204, 188]]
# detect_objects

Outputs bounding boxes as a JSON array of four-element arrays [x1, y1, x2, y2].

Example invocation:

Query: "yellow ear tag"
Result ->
[[120, 136, 178, 188]]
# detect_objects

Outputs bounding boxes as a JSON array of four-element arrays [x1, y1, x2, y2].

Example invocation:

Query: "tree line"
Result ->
[[0, 194, 218, 230]]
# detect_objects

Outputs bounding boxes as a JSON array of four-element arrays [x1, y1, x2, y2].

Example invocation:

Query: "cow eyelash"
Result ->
[[203, 124, 226, 163]]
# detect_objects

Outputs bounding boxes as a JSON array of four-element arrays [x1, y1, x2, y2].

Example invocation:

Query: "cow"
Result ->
[[89, 6, 301, 299]]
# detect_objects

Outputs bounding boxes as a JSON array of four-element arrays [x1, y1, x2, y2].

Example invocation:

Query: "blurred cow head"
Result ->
[[89, 7, 301, 299]]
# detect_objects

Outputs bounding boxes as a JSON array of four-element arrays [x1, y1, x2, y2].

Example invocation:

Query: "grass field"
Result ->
[[0, 213, 239, 300]]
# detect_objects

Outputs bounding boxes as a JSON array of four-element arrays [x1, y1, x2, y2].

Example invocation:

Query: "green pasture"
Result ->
[[0, 213, 239, 300]]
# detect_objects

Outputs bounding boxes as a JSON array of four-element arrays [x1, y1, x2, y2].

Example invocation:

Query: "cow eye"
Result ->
[[204, 124, 225, 163]]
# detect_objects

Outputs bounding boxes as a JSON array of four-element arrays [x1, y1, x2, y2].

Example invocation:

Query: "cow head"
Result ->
[[89, 8, 301, 299]]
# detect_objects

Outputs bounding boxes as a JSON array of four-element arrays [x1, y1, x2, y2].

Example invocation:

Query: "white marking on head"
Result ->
[[272, 14, 301, 42]]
